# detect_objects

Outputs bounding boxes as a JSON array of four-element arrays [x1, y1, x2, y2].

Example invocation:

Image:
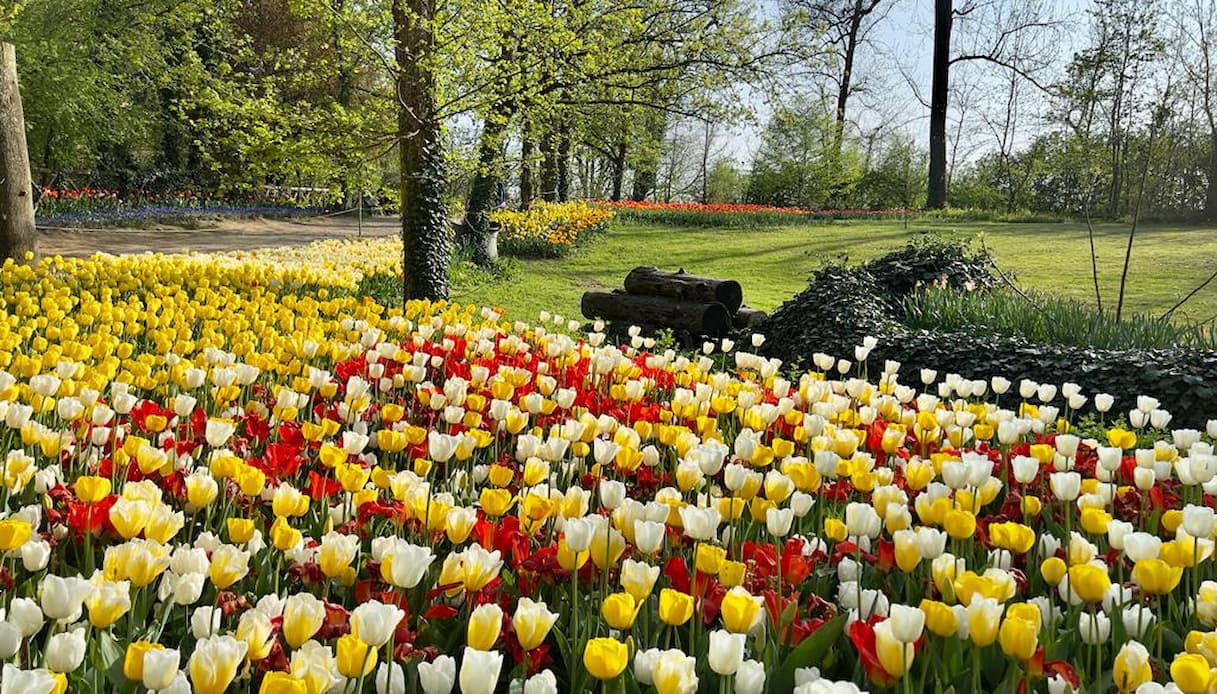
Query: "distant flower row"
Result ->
[[35, 187, 321, 227]]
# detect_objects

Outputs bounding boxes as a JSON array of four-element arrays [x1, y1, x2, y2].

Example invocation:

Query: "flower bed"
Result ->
[[491, 201, 614, 257], [0, 239, 1215, 693]]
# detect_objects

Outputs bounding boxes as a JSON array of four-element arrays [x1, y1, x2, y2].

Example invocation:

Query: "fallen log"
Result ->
[[581, 291, 733, 337], [733, 306, 768, 330], [623, 266, 743, 315]]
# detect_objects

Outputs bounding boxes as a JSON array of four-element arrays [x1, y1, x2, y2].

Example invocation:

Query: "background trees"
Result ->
[[6, 0, 1217, 281]]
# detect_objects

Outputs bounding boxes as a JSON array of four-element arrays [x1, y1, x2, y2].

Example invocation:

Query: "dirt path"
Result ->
[[37, 215, 399, 257]]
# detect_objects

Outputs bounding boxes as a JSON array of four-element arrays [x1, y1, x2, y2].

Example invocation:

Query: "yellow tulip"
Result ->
[[556, 538, 589, 572], [943, 509, 976, 539], [123, 640, 164, 682], [658, 589, 694, 626], [270, 517, 302, 551], [0, 519, 32, 551], [1171, 653, 1214, 694], [583, 637, 629, 681], [226, 518, 256, 544], [208, 545, 249, 590], [1067, 563, 1111, 603], [602, 593, 640, 630], [919, 599, 958, 638], [874, 621, 914, 678], [480, 488, 515, 517], [720, 559, 746, 588], [695, 544, 726, 575], [335, 634, 376, 678], [1080, 507, 1112, 535], [75, 475, 112, 503], [467, 603, 503, 651], [1041, 557, 1067, 586], [998, 603, 1041, 661], [721, 587, 762, 634], [824, 518, 847, 542], [1113, 641, 1153, 693], [259, 672, 309, 694], [513, 597, 558, 650], [988, 522, 1036, 554], [1133, 558, 1184, 595]]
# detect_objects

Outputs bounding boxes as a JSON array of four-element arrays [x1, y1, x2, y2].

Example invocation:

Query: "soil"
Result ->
[[36, 215, 399, 257]]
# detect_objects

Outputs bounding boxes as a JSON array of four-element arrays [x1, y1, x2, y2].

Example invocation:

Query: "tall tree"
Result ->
[[1177, 0, 1217, 220], [927, 0, 952, 209], [0, 42, 35, 261], [784, 0, 886, 201], [927, 0, 1056, 208], [394, 0, 449, 300]]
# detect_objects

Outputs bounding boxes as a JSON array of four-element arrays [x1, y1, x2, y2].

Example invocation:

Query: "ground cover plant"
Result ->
[[0, 236, 1215, 693], [759, 237, 1217, 429]]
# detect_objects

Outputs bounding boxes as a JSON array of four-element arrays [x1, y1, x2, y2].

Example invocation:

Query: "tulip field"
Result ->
[[0, 234, 1216, 694]]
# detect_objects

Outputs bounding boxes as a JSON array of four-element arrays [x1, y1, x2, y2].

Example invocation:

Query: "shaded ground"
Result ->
[[37, 215, 397, 257]]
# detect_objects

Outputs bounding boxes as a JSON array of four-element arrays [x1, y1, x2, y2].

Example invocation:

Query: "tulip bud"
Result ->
[[734, 659, 766, 694], [708, 630, 746, 675], [46, 628, 86, 673], [416, 655, 455, 694]]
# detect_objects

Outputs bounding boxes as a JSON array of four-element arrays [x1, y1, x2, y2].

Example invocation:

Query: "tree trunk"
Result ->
[[519, 132, 533, 208], [610, 139, 626, 201], [540, 130, 558, 202], [631, 166, 656, 202], [557, 130, 571, 202], [829, 3, 865, 206], [393, 0, 449, 301], [0, 43, 35, 262], [462, 109, 509, 266], [926, 0, 952, 210]]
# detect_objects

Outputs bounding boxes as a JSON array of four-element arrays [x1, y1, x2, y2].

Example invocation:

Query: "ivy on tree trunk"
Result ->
[[394, 0, 449, 301]]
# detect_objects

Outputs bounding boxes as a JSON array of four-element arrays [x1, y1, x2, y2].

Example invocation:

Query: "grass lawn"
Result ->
[[448, 219, 1217, 328]]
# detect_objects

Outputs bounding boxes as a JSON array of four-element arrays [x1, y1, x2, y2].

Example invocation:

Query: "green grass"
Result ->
[[430, 218, 1217, 328]]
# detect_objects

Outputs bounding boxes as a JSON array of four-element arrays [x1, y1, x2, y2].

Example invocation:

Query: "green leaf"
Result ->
[[98, 630, 137, 694], [768, 614, 846, 693]]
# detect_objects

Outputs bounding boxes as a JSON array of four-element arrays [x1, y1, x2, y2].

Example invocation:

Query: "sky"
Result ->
[[722, 0, 1093, 165]]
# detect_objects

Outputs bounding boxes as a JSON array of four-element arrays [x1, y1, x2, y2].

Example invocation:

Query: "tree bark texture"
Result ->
[[0, 43, 36, 263], [393, 0, 449, 301], [926, 0, 952, 209]]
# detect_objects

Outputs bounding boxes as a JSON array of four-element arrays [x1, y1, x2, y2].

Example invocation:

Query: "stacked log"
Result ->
[[581, 267, 766, 338]]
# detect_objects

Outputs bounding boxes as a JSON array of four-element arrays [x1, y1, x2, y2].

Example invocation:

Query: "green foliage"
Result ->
[[745, 98, 925, 211], [9, 0, 391, 198], [746, 95, 862, 208], [706, 160, 748, 203], [904, 285, 1217, 351]]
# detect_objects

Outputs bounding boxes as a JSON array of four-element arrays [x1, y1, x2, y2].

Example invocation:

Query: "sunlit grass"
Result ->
[[402, 218, 1217, 328]]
